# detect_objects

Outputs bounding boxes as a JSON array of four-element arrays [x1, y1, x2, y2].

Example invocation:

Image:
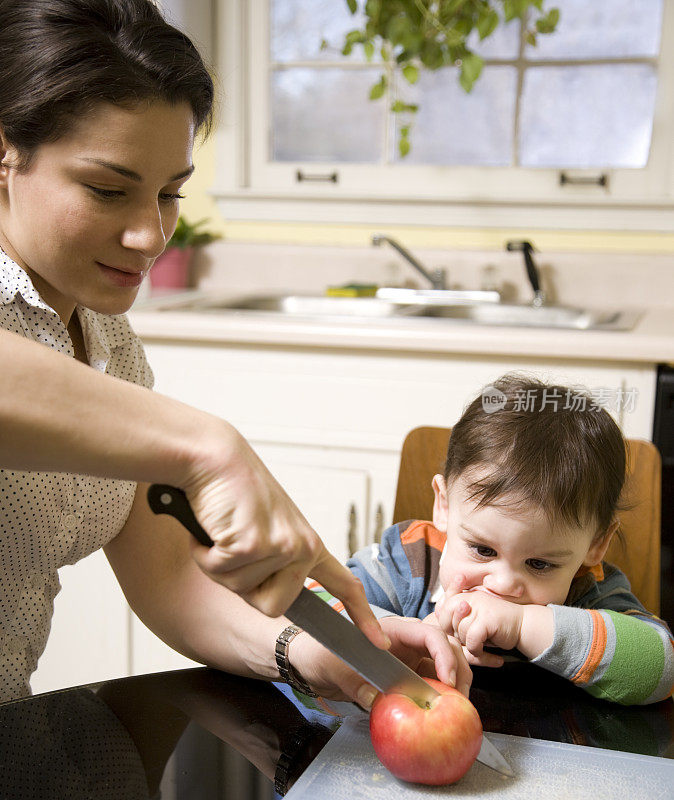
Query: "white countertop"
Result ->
[[127, 302, 674, 365]]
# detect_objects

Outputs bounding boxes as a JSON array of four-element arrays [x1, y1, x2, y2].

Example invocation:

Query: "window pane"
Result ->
[[519, 65, 658, 167], [270, 0, 367, 62], [466, 17, 521, 59], [393, 67, 517, 165], [526, 0, 663, 59], [271, 69, 384, 162]]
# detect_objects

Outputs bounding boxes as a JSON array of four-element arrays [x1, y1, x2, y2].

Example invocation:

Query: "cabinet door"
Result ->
[[254, 446, 371, 562], [31, 551, 129, 694]]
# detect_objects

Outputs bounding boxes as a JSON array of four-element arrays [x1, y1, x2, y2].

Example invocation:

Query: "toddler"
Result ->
[[338, 374, 673, 705]]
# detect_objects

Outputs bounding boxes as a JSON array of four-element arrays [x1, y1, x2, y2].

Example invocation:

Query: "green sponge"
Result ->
[[325, 283, 379, 297]]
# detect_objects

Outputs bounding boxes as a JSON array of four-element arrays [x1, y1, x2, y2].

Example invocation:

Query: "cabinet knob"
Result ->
[[373, 503, 385, 544], [347, 503, 358, 557]]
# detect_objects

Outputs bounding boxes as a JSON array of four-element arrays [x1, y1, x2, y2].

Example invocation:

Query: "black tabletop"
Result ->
[[0, 664, 672, 800]]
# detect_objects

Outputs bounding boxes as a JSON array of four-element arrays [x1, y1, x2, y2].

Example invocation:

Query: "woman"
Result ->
[[0, 0, 468, 705]]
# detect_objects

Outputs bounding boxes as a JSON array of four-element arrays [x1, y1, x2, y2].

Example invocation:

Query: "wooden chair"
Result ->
[[393, 426, 662, 614]]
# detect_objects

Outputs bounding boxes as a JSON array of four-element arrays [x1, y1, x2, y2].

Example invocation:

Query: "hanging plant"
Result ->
[[338, 0, 560, 157]]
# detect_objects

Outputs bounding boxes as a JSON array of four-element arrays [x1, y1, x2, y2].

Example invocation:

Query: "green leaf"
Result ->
[[419, 40, 444, 70], [369, 75, 387, 100], [477, 9, 499, 40], [398, 135, 411, 158], [459, 51, 483, 92], [391, 100, 419, 113], [364, 40, 375, 60], [536, 7, 560, 34], [454, 16, 472, 38], [502, 0, 516, 22], [319, 38, 329, 52], [346, 0, 358, 14], [402, 64, 419, 84], [525, 30, 537, 47], [344, 29, 365, 45], [386, 15, 410, 46], [167, 216, 220, 248]]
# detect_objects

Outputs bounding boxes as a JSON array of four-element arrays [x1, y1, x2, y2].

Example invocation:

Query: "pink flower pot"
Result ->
[[149, 247, 194, 289]]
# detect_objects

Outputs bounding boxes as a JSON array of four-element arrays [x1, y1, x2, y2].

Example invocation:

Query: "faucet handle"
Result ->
[[506, 240, 544, 306]]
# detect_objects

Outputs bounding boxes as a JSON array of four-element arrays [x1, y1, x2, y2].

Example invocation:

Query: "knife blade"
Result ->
[[147, 483, 514, 777]]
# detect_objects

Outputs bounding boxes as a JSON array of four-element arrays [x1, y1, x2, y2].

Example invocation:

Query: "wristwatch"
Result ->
[[275, 624, 318, 697]]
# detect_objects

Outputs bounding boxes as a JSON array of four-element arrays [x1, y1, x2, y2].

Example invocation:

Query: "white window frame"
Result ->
[[212, 0, 674, 230]]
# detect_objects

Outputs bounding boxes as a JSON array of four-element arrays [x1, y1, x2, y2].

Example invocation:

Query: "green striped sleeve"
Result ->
[[585, 610, 666, 705]]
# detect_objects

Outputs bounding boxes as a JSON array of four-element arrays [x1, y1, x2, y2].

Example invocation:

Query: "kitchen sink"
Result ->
[[199, 294, 427, 318], [147, 292, 640, 331], [419, 302, 641, 331]]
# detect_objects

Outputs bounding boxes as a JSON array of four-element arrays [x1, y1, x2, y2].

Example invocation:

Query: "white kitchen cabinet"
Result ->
[[31, 550, 130, 694], [32, 337, 659, 688]]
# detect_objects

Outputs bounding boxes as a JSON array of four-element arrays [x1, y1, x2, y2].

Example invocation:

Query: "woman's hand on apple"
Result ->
[[376, 615, 473, 697], [287, 615, 473, 709]]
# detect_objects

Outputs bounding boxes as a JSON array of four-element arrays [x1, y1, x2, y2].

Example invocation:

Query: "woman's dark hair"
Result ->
[[444, 373, 627, 535], [0, 0, 214, 170]]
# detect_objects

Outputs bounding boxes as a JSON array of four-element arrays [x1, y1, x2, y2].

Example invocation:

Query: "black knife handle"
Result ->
[[147, 484, 214, 548]]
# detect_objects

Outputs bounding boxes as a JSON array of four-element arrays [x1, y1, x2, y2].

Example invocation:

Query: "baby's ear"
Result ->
[[583, 519, 619, 567], [432, 474, 449, 530]]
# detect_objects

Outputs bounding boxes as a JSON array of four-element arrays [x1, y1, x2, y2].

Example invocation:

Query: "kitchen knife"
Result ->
[[146, 483, 514, 778]]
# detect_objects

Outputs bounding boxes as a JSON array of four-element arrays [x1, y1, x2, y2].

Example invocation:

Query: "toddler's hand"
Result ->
[[439, 583, 524, 662], [430, 574, 523, 666]]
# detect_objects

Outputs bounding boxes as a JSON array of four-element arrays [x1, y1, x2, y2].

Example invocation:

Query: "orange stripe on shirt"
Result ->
[[572, 609, 607, 685], [399, 520, 447, 553], [573, 562, 604, 582]]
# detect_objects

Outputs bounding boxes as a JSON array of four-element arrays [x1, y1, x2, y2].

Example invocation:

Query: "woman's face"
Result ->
[[0, 100, 195, 323]]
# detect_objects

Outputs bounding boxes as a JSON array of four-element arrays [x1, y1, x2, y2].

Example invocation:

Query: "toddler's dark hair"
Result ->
[[444, 373, 627, 536], [0, 0, 214, 171]]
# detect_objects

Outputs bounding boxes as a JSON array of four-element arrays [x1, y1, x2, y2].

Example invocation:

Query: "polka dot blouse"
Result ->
[[0, 253, 154, 702]]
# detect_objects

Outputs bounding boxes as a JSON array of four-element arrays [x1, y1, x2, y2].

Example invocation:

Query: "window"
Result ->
[[213, 0, 674, 229]]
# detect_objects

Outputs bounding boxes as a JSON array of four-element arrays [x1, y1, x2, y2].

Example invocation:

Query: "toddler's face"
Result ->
[[433, 471, 614, 607]]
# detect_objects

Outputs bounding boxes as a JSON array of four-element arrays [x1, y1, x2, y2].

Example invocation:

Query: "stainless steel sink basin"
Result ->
[[148, 292, 640, 331], [190, 294, 427, 318], [419, 302, 641, 331]]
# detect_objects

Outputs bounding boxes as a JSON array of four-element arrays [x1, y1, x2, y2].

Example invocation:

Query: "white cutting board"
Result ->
[[287, 713, 674, 799]]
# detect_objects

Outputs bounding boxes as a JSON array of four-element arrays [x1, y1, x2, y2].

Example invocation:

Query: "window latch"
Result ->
[[296, 170, 339, 184], [559, 171, 609, 188]]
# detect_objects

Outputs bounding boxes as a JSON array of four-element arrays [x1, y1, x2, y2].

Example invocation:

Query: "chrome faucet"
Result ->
[[372, 234, 447, 290], [506, 240, 546, 307]]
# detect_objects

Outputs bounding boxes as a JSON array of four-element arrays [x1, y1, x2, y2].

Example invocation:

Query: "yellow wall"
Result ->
[[183, 137, 674, 255]]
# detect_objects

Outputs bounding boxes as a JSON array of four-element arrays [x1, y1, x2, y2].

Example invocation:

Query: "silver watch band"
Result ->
[[275, 624, 318, 697]]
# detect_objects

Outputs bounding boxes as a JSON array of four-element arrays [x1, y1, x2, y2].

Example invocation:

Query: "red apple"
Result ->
[[369, 677, 482, 785]]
